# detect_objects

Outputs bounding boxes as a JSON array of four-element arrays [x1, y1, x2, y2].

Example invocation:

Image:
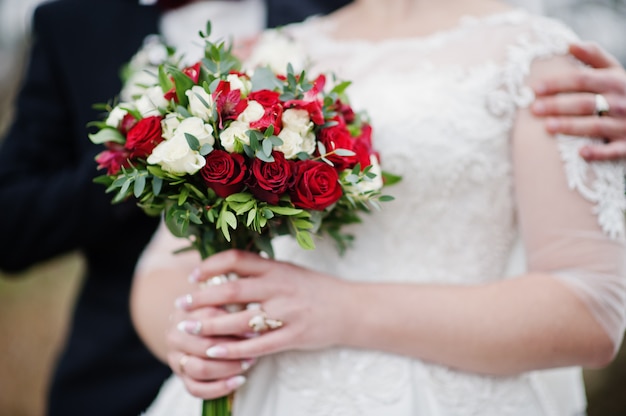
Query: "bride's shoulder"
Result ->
[[483, 9, 579, 51]]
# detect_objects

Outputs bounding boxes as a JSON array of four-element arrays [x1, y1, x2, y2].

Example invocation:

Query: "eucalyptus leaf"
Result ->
[[185, 133, 201, 151], [134, 174, 146, 198], [88, 128, 125, 145]]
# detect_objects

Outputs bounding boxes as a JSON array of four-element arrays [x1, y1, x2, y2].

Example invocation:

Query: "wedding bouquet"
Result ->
[[89, 22, 398, 416]]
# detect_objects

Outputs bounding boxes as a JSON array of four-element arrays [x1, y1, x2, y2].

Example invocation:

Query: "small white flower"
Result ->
[[227, 74, 251, 96], [161, 113, 182, 139], [282, 108, 312, 136], [105, 106, 129, 129], [136, 86, 168, 117], [175, 117, 215, 146], [220, 120, 251, 153], [238, 100, 265, 123], [147, 133, 206, 175], [186, 86, 214, 121]]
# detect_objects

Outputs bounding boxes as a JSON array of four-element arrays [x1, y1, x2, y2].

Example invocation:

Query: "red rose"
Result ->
[[317, 124, 357, 170], [291, 160, 342, 211], [124, 116, 164, 159], [119, 113, 138, 134], [353, 123, 374, 170], [247, 152, 293, 204], [96, 142, 130, 175], [248, 90, 281, 107], [200, 150, 248, 198]]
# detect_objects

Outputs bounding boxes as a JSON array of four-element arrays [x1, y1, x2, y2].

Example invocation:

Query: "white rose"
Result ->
[[238, 100, 264, 123], [186, 86, 213, 121], [175, 117, 215, 146], [282, 108, 312, 136], [219, 120, 250, 153], [147, 133, 206, 175], [345, 155, 384, 195], [161, 113, 181, 139], [300, 131, 316, 156], [136, 86, 168, 117], [105, 106, 129, 129], [276, 128, 304, 159], [227, 74, 251, 95]]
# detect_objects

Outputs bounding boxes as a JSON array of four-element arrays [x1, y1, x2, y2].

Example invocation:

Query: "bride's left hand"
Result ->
[[174, 249, 355, 360]]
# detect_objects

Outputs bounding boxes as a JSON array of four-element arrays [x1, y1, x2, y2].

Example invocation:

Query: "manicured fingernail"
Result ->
[[175, 294, 193, 309], [188, 268, 201, 283], [177, 320, 202, 335], [531, 101, 545, 114], [226, 375, 246, 389], [206, 345, 228, 358], [240, 358, 256, 371]]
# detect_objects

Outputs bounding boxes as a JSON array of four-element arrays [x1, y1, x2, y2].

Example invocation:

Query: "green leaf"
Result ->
[[268, 206, 303, 216], [185, 133, 200, 151], [169, 66, 195, 106], [379, 195, 395, 202], [133, 174, 146, 198], [296, 231, 316, 250], [382, 171, 403, 186], [250, 66, 282, 91], [152, 176, 163, 196], [158, 65, 174, 93], [255, 150, 275, 163], [331, 80, 352, 95], [232, 199, 255, 215], [334, 148, 356, 157], [200, 143, 214, 156], [88, 128, 125, 145], [247, 208, 257, 226], [226, 193, 253, 203], [262, 139, 273, 157], [178, 186, 190, 206], [222, 210, 237, 229], [268, 135, 283, 147]]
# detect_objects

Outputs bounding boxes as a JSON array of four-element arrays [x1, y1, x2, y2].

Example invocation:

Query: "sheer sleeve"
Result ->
[[512, 54, 626, 351]]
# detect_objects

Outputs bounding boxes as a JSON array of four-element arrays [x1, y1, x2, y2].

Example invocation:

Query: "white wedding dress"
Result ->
[[142, 8, 626, 416]]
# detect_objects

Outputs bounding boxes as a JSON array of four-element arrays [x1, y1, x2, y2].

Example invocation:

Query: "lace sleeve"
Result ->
[[511, 40, 626, 351]]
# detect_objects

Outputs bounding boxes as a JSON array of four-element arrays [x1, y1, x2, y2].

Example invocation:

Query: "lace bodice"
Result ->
[[142, 9, 625, 416]]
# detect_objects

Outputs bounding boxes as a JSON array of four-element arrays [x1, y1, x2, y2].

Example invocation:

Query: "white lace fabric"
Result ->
[[141, 9, 626, 416]]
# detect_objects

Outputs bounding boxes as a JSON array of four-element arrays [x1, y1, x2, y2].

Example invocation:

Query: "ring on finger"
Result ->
[[594, 94, 610, 117], [248, 310, 284, 333], [179, 354, 190, 375]]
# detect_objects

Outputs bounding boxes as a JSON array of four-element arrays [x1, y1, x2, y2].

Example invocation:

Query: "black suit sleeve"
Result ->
[[0, 5, 140, 273]]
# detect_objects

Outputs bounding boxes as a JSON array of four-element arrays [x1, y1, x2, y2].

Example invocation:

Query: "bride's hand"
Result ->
[[174, 250, 354, 360], [531, 41, 626, 161], [167, 304, 254, 399]]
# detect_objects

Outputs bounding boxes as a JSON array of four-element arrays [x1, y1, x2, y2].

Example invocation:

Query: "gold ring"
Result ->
[[248, 311, 284, 333], [595, 94, 610, 117], [179, 354, 190, 375]]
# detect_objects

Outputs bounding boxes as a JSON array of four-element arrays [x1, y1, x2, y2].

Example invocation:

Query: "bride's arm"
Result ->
[[176, 54, 625, 377]]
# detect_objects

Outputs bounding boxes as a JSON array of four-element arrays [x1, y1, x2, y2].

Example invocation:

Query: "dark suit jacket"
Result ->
[[0, 0, 350, 415]]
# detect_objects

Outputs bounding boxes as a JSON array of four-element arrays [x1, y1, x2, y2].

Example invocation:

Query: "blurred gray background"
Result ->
[[0, 0, 625, 414]]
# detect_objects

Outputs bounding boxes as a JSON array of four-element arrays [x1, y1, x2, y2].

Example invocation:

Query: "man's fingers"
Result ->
[[569, 42, 621, 69]]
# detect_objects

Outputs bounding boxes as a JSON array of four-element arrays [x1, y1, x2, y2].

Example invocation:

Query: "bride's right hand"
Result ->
[[167, 304, 254, 399]]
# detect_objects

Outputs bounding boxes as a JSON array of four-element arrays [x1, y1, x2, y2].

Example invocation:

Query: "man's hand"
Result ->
[[531, 42, 626, 161]]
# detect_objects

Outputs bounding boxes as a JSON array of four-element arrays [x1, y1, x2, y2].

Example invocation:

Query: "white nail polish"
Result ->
[[240, 359, 256, 371], [226, 375, 246, 390], [206, 345, 228, 358]]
